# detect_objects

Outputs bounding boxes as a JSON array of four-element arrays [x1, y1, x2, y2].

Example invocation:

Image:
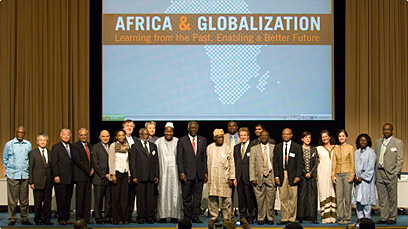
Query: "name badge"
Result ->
[[221, 153, 227, 158], [289, 153, 295, 158], [391, 147, 397, 152], [247, 153, 250, 157], [152, 150, 156, 155]]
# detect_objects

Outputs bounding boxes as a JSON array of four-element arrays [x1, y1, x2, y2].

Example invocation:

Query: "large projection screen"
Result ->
[[102, 0, 334, 121]]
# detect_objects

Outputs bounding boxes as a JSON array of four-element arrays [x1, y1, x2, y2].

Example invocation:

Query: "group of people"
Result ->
[[2, 121, 404, 227]]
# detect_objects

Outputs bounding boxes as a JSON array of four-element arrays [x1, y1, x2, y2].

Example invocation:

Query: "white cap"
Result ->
[[165, 122, 174, 128]]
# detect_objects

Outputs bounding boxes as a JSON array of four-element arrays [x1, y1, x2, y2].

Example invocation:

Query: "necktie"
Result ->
[[284, 143, 288, 169], [41, 149, 47, 165], [241, 142, 246, 160], [192, 138, 196, 155], [84, 143, 91, 165], [66, 144, 71, 158], [144, 141, 149, 154], [104, 144, 109, 154], [263, 145, 269, 176], [231, 135, 236, 150]]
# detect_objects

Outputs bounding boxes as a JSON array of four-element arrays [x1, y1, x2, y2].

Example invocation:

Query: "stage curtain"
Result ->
[[345, 0, 408, 171], [0, 0, 89, 177]]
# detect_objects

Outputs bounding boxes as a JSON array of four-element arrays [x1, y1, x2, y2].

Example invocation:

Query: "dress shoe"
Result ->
[[375, 219, 387, 224], [158, 218, 167, 223], [257, 220, 265, 225], [277, 221, 288, 225], [66, 220, 73, 224], [21, 220, 33, 225], [35, 221, 43, 225], [8, 220, 16, 226], [248, 217, 254, 224], [104, 219, 113, 224], [124, 221, 129, 224], [59, 220, 67, 225], [208, 219, 216, 228], [192, 219, 203, 223], [147, 219, 155, 224], [387, 220, 396, 224], [96, 219, 105, 224], [267, 220, 274, 225], [43, 221, 53, 225], [137, 219, 145, 224], [170, 218, 179, 223]]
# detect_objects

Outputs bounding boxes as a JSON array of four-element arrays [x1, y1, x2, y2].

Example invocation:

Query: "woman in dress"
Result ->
[[331, 130, 355, 224], [352, 134, 376, 221], [109, 130, 130, 225], [316, 130, 337, 223], [296, 131, 319, 224]]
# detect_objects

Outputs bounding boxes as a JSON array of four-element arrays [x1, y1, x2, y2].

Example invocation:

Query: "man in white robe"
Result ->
[[156, 122, 181, 223]]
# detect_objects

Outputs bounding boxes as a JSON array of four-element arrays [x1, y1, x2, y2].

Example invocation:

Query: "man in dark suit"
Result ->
[[233, 127, 256, 225], [50, 128, 74, 225], [129, 128, 159, 224], [29, 133, 53, 225], [273, 128, 303, 225], [92, 130, 112, 224], [123, 119, 138, 222], [176, 121, 208, 223], [71, 128, 94, 224]]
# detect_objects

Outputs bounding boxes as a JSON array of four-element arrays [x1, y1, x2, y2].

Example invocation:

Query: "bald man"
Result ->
[[92, 130, 112, 224]]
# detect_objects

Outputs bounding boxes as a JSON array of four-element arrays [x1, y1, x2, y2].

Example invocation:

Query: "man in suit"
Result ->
[[72, 128, 94, 223], [51, 128, 74, 225], [249, 130, 276, 225], [122, 119, 138, 222], [233, 127, 256, 226], [250, 124, 276, 145], [176, 121, 208, 223], [375, 123, 405, 225], [129, 128, 159, 224], [29, 133, 53, 225], [273, 128, 303, 225], [92, 130, 112, 224], [145, 121, 159, 143]]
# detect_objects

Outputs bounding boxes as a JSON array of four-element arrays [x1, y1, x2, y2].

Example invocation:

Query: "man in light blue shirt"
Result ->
[[3, 126, 33, 226]]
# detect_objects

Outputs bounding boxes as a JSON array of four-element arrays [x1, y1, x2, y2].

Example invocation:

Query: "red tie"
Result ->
[[192, 138, 196, 155], [84, 143, 91, 166]]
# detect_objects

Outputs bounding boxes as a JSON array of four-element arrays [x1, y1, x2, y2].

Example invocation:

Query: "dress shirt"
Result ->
[[261, 143, 272, 171], [379, 136, 392, 167], [283, 140, 292, 169], [188, 134, 197, 152], [230, 133, 238, 145], [39, 147, 48, 164], [126, 135, 135, 147], [241, 141, 249, 154], [141, 139, 150, 152], [3, 138, 32, 179]]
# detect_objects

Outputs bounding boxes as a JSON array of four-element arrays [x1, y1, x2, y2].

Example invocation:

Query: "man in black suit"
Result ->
[[176, 121, 208, 223], [71, 128, 94, 224], [233, 127, 256, 225], [29, 133, 53, 225], [129, 128, 159, 224], [51, 128, 74, 225], [273, 128, 303, 225], [123, 119, 138, 222], [92, 130, 112, 224]]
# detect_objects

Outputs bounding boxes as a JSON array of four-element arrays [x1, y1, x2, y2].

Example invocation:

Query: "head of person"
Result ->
[[213, 129, 224, 146], [254, 123, 265, 138], [177, 218, 192, 229], [382, 123, 393, 139], [122, 120, 135, 136], [238, 127, 250, 144], [301, 131, 312, 146], [355, 133, 372, 150], [145, 121, 156, 137], [284, 222, 303, 229], [259, 130, 270, 145], [187, 121, 199, 137], [99, 130, 110, 144], [15, 126, 25, 141], [73, 219, 89, 229], [337, 129, 348, 145], [318, 130, 335, 146], [282, 128, 293, 142], [139, 128, 149, 141], [164, 122, 174, 141], [78, 128, 89, 142], [60, 128, 71, 144], [37, 133, 49, 149], [114, 129, 125, 143], [358, 218, 375, 229], [227, 121, 238, 135]]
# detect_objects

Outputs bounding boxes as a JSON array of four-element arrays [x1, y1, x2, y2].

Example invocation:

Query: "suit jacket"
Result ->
[[234, 141, 255, 184], [375, 137, 405, 179], [92, 142, 110, 185], [125, 135, 138, 146], [129, 140, 159, 182], [72, 141, 94, 182], [176, 135, 208, 180], [273, 141, 303, 186], [224, 133, 241, 147], [29, 148, 53, 189], [50, 142, 74, 184], [249, 143, 275, 187]]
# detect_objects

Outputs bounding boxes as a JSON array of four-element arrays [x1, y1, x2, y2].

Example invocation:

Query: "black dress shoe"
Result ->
[[192, 219, 203, 223], [277, 221, 288, 225], [267, 220, 274, 225], [159, 218, 167, 223], [104, 219, 113, 224], [43, 221, 53, 225], [387, 220, 396, 224], [170, 218, 179, 223], [137, 219, 145, 224], [257, 220, 265, 225], [147, 219, 155, 224], [8, 221, 16, 226], [248, 217, 254, 224], [96, 220, 105, 224], [21, 220, 33, 225], [375, 219, 387, 224]]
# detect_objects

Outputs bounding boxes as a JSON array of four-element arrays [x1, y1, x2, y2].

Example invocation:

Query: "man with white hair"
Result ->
[[145, 121, 159, 143], [156, 122, 181, 223]]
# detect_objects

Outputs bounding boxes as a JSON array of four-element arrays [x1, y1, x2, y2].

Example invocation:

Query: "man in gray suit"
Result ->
[[375, 123, 404, 225], [249, 130, 276, 225]]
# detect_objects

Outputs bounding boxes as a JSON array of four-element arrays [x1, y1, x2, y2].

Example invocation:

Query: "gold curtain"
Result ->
[[345, 0, 408, 171], [0, 0, 89, 177]]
